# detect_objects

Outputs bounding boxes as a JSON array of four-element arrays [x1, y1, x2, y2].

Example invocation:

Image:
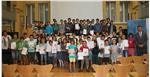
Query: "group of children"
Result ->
[[2, 18, 136, 72], [5, 29, 132, 72]]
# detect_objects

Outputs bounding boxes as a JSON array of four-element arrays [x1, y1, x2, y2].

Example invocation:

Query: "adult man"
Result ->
[[134, 25, 147, 56], [94, 18, 102, 34], [2, 31, 12, 64]]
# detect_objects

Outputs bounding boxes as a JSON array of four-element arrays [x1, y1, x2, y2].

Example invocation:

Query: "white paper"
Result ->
[[11, 42, 16, 49], [75, 24, 80, 30], [87, 41, 94, 49], [77, 52, 84, 60], [39, 47, 45, 54], [104, 46, 110, 54], [83, 48, 89, 56], [36, 45, 39, 52], [68, 49, 75, 54], [90, 30, 94, 35], [83, 29, 87, 34], [21, 47, 28, 55]]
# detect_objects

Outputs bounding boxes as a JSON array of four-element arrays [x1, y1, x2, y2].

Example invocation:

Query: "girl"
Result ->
[[38, 37, 47, 65], [128, 33, 135, 56], [110, 39, 119, 64]]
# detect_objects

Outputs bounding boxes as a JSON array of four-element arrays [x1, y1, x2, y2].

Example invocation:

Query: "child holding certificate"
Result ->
[[79, 41, 90, 72], [103, 40, 111, 64], [67, 40, 77, 72], [38, 37, 47, 65]]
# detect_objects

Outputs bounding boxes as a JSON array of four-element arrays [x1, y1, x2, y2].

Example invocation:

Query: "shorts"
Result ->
[[69, 58, 76, 62], [69, 55, 76, 62]]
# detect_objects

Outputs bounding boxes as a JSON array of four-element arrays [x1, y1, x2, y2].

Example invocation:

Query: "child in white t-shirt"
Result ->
[[46, 40, 53, 64], [121, 35, 129, 57], [103, 40, 111, 64], [38, 37, 47, 65]]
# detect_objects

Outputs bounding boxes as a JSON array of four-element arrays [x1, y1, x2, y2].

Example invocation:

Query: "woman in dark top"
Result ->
[[92, 42, 99, 64]]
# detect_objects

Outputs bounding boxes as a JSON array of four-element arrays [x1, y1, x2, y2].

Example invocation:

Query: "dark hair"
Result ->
[[128, 33, 134, 37]]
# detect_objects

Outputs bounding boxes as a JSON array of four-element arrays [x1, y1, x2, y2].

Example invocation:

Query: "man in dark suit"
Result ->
[[134, 25, 148, 56]]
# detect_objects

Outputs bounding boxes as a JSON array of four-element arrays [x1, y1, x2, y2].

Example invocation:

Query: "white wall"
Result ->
[[51, 1, 103, 23]]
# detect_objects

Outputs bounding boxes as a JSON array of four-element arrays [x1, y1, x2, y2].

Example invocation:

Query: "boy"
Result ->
[[79, 41, 90, 72], [67, 40, 77, 72]]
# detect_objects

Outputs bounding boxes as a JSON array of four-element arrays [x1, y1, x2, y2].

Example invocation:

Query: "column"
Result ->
[[116, 1, 120, 22]]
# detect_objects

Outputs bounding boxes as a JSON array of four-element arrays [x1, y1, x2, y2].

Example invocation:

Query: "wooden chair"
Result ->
[[92, 64, 113, 77], [132, 56, 144, 64], [2, 64, 17, 77], [118, 57, 132, 64], [112, 64, 133, 77], [35, 64, 53, 77], [17, 65, 34, 77], [133, 64, 148, 77], [143, 54, 149, 64]]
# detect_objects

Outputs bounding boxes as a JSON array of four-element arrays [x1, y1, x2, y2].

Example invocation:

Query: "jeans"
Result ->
[[47, 52, 53, 64], [28, 52, 35, 64], [40, 54, 47, 63], [81, 56, 89, 70], [136, 47, 146, 56], [11, 49, 19, 62], [92, 55, 99, 64], [123, 50, 128, 57]]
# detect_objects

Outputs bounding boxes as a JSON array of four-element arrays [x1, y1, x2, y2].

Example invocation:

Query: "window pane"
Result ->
[[106, 2, 116, 21], [26, 4, 34, 25], [39, 3, 49, 23], [110, 2, 116, 21], [120, 2, 123, 22]]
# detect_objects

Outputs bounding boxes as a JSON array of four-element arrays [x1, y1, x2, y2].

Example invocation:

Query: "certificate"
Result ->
[[83, 29, 87, 34], [77, 52, 84, 60], [21, 47, 28, 55], [90, 30, 94, 35], [75, 24, 80, 30], [83, 48, 89, 56], [11, 42, 16, 49]]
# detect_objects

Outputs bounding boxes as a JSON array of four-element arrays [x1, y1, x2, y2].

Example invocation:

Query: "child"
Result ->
[[38, 37, 47, 65], [91, 42, 99, 64], [110, 39, 119, 64], [57, 38, 64, 67], [79, 41, 90, 72], [122, 35, 129, 57], [18, 37, 28, 65], [67, 40, 77, 72], [46, 39, 53, 64], [97, 35, 105, 65], [51, 37, 58, 67], [10, 34, 19, 64], [103, 40, 111, 64], [27, 35, 36, 64]]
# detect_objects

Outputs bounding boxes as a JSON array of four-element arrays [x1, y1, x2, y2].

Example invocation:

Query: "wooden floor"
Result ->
[[50, 67, 94, 77]]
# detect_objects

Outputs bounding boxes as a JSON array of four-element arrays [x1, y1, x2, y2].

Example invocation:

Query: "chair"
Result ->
[[132, 56, 144, 64], [92, 64, 113, 77], [143, 54, 149, 64], [2, 64, 17, 77], [17, 65, 34, 77], [118, 57, 132, 64], [133, 64, 148, 77], [112, 64, 133, 77], [35, 64, 53, 77]]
